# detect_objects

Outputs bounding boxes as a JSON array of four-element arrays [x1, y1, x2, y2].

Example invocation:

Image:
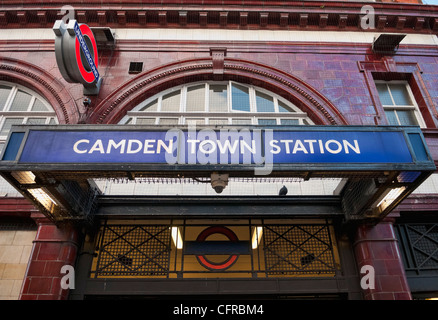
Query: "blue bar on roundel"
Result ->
[[184, 241, 251, 255]]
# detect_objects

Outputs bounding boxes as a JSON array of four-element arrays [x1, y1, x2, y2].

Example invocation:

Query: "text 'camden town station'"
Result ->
[[18, 128, 413, 165]]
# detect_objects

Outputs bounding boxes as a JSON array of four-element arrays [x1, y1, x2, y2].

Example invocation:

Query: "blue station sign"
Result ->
[[17, 128, 413, 165], [0, 125, 435, 222], [1, 125, 434, 174]]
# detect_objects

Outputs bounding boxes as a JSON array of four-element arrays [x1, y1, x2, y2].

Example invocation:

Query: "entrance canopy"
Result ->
[[0, 124, 435, 223]]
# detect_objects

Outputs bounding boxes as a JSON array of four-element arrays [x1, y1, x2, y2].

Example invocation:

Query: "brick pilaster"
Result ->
[[354, 219, 411, 300], [19, 213, 79, 300]]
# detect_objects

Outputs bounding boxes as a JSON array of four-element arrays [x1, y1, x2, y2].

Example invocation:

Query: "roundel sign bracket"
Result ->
[[53, 19, 102, 95]]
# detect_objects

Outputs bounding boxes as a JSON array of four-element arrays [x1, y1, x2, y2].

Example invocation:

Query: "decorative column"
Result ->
[[354, 218, 412, 300], [19, 213, 79, 300]]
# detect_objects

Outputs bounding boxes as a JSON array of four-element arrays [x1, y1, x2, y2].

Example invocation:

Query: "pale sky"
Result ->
[[422, 0, 438, 5]]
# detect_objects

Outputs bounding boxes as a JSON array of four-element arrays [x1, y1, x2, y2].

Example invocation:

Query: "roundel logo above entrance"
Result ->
[[53, 19, 101, 95], [195, 226, 240, 271]]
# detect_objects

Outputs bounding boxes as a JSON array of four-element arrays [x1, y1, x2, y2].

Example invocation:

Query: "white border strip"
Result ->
[[1, 28, 437, 45]]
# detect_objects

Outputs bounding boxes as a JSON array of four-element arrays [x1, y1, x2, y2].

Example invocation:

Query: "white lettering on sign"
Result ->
[[68, 128, 367, 176], [269, 139, 360, 155], [74, 139, 174, 155], [73, 138, 360, 156]]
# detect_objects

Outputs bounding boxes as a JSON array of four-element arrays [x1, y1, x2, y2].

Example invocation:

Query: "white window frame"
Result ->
[[122, 81, 314, 126], [0, 81, 57, 146], [375, 80, 426, 128]]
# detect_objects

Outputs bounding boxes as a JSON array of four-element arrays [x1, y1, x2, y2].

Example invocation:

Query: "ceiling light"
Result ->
[[252, 226, 263, 249], [171, 227, 183, 249], [27, 188, 57, 213], [376, 186, 406, 211], [11, 171, 36, 184]]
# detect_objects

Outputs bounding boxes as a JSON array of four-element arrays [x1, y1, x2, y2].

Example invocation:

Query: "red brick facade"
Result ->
[[0, 0, 437, 300], [354, 219, 412, 300], [19, 214, 78, 300]]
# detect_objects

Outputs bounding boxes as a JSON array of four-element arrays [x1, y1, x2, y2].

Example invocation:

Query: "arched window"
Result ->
[[0, 82, 58, 152], [0, 82, 58, 196], [119, 81, 314, 126], [94, 81, 327, 197]]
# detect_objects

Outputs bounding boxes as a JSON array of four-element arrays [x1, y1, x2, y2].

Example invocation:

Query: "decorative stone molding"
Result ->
[[0, 57, 78, 124], [210, 47, 227, 79], [0, 2, 436, 34], [89, 58, 345, 126], [90, 61, 213, 124], [224, 61, 343, 125], [358, 57, 438, 128]]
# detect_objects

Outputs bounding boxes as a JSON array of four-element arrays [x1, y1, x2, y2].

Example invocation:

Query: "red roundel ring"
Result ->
[[74, 24, 99, 84], [196, 226, 239, 271]]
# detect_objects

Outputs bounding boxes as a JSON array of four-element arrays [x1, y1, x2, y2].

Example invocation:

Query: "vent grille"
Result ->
[[129, 62, 143, 74]]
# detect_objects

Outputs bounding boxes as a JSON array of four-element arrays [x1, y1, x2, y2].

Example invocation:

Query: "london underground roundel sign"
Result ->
[[195, 226, 240, 271], [53, 19, 101, 95]]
